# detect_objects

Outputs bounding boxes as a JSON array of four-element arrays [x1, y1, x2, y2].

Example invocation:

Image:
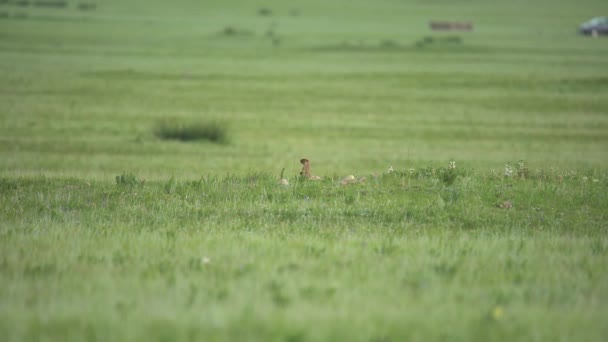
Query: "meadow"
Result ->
[[1, 0, 607, 341]]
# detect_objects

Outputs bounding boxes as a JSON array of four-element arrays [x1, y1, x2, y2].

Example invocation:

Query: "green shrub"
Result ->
[[154, 120, 229, 144], [115, 172, 141, 186]]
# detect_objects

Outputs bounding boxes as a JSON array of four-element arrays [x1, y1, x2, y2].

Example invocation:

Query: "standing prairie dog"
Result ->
[[300, 158, 321, 180], [300, 158, 311, 177]]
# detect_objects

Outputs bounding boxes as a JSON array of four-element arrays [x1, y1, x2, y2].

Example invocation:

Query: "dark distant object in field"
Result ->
[[380, 39, 399, 48], [579, 16, 608, 36], [258, 7, 272, 16], [154, 120, 229, 144], [430, 21, 473, 32], [77, 3, 96, 11], [115, 173, 141, 186], [220, 26, 254, 37], [415, 36, 462, 48], [265, 21, 277, 37], [222, 26, 238, 35], [33, 1, 67, 8]]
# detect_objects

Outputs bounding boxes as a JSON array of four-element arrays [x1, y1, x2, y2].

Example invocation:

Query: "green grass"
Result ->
[[1, 0, 608, 340], [1, 0, 607, 178], [1, 171, 607, 341]]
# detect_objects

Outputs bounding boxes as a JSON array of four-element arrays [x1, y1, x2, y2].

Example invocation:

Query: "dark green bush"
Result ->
[[154, 120, 229, 144]]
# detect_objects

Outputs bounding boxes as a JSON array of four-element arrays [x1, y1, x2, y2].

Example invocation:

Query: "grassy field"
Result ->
[[1, 0, 608, 341]]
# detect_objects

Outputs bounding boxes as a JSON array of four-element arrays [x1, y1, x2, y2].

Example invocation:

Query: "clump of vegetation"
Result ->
[[35, 1, 68, 8], [264, 21, 282, 46], [77, 3, 97, 11], [389, 161, 467, 185], [154, 119, 229, 144], [219, 26, 254, 37], [440, 160, 458, 185], [380, 39, 399, 48], [415, 35, 462, 48], [115, 172, 142, 186], [258, 7, 272, 16]]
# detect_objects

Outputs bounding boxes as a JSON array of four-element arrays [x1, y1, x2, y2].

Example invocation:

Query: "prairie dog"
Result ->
[[300, 158, 321, 180], [300, 158, 312, 178]]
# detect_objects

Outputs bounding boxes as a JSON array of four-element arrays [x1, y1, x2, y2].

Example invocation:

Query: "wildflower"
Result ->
[[516, 160, 528, 178], [449, 161, 456, 170], [504, 164, 513, 177], [408, 168, 416, 174], [202, 256, 211, 264], [582, 176, 588, 182], [387, 166, 394, 174], [593, 179, 599, 183]]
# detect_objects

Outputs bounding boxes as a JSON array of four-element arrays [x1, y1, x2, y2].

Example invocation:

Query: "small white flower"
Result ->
[[409, 168, 416, 174], [202, 257, 211, 264], [582, 176, 588, 182], [504, 164, 513, 177], [592, 179, 599, 183], [387, 166, 394, 174], [449, 161, 456, 170]]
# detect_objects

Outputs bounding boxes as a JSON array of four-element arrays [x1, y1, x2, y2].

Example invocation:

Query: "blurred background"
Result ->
[[1, 0, 607, 179]]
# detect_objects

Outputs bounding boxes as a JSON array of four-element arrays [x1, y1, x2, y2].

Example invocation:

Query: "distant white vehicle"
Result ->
[[579, 16, 608, 36]]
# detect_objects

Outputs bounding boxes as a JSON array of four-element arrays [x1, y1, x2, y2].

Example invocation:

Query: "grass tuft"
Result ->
[[415, 35, 463, 48], [115, 172, 142, 186], [154, 120, 229, 144]]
